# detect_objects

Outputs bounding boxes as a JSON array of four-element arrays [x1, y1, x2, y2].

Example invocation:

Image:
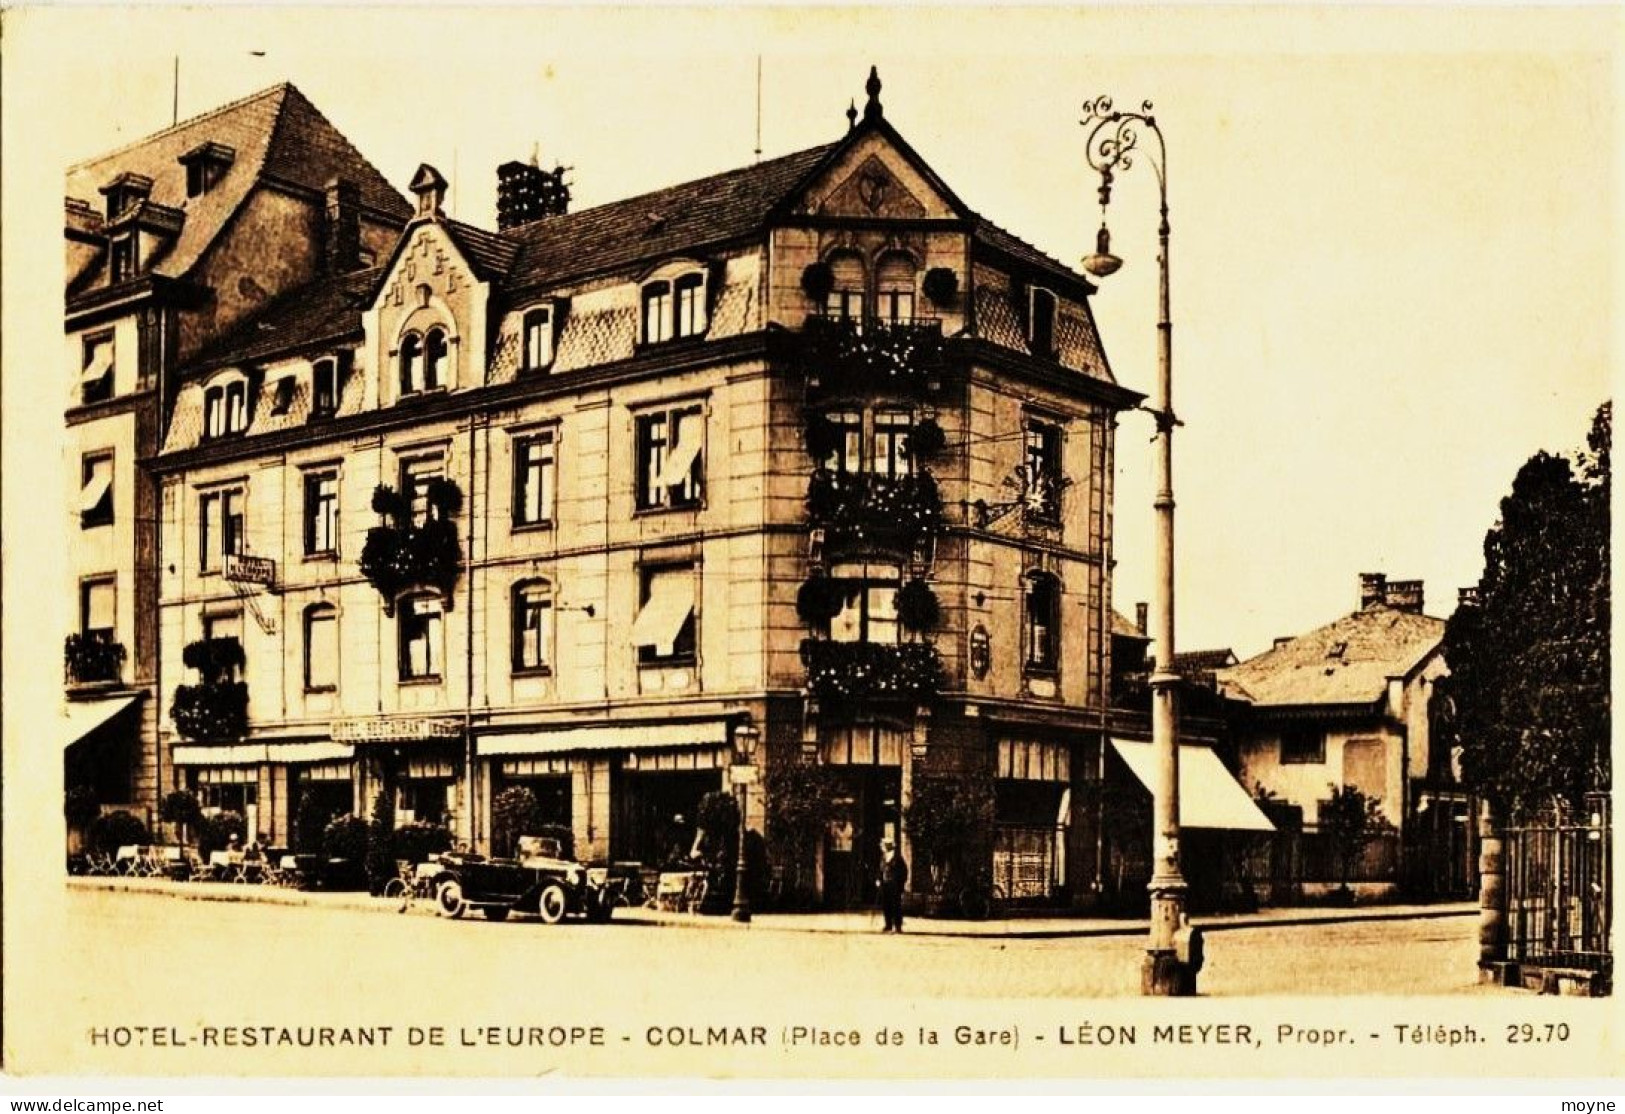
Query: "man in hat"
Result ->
[[878, 837, 908, 933]]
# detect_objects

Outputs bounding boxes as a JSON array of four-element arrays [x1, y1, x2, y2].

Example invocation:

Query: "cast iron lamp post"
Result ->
[[1081, 96, 1196, 996], [730, 719, 762, 923]]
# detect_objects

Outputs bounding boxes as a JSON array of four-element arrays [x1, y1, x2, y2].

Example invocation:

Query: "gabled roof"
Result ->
[[66, 83, 409, 289], [1218, 605, 1445, 709], [1111, 609, 1148, 639], [444, 219, 520, 281], [503, 142, 840, 294], [191, 267, 379, 371]]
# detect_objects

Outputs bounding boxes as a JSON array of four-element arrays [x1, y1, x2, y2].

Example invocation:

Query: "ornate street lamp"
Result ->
[[1081, 96, 1197, 996], [730, 718, 762, 923]]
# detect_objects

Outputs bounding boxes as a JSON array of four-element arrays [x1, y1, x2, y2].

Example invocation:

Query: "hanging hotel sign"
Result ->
[[331, 716, 463, 744], [222, 553, 277, 587]]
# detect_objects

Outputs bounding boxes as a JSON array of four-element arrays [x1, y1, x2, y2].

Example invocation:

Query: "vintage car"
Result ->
[[427, 842, 623, 924]]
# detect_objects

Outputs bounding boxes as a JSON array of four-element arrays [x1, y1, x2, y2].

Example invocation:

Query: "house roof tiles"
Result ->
[[1217, 605, 1445, 708]]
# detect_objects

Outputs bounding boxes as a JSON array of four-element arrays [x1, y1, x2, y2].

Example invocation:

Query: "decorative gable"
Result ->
[[821, 155, 927, 220], [363, 220, 490, 409], [792, 132, 961, 223]]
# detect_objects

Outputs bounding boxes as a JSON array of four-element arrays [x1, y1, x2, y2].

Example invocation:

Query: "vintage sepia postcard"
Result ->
[[2, 3, 1619, 1088]]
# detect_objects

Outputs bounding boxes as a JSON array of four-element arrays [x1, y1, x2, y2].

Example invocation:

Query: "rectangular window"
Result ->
[[674, 273, 707, 338], [1281, 727, 1326, 765], [204, 388, 224, 440], [200, 610, 245, 682], [636, 405, 704, 511], [522, 307, 554, 371], [829, 562, 899, 645], [642, 282, 673, 345], [80, 452, 114, 528], [225, 380, 248, 434], [1028, 287, 1057, 357], [305, 608, 339, 692], [1023, 421, 1063, 521], [109, 235, 137, 284], [80, 577, 116, 639], [399, 595, 443, 681], [512, 583, 554, 674], [631, 564, 697, 665], [513, 432, 556, 527], [824, 410, 864, 474], [400, 455, 445, 527], [304, 470, 339, 555], [311, 360, 338, 417], [80, 334, 115, 405], [1024, 574, 1060, 673], [398, 780, 448, 826], [198, 486, 245, 573], [877, 288, 914, 324], [873, 410, 913, 479]]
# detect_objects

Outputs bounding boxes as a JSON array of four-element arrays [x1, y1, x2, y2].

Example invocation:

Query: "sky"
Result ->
[[6, 5, 1618, 660]]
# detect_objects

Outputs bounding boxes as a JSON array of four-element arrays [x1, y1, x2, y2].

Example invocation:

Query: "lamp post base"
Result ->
[[731, 903, 752, 924], [1142, 949, 1197, 997]]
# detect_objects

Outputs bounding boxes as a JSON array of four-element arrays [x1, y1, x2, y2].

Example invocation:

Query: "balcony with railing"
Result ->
[[64, 631, 127, 687], [806, 468, 943, 553], [797, 314, 947, 399], [800, 638, 943, 702]]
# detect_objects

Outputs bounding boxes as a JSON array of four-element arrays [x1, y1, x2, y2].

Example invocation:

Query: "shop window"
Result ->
[[825, 253, 865, 323], [1028, 287, 1057, 357], [631, 563, 697, 665], [80, 451, 114, 528], [398, 780, 449, 826], [1022, 420, 1063, 522], [399, 455, 445, 527], [511, 579, 554, 674], [1023, 572, 1061, 674], [635, 405, 704, 511], [872, 409, 913, 479], [304, 469, 339, 556], [512, 430, 556, 527], [79, 577, 116, 640], [829, 562, 899, 645], [198, 486, 245, 573], [304, 604, 339, 692], [79, 334, 114, 405], [1281, 727, 1326, 765], [875, 253, 917, 323], [195, 779, 257, 816], [522, 306, 555, 372], [398, 593, 443, 682]]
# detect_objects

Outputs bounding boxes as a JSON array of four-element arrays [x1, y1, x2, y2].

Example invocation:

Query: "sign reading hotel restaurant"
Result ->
[[331, 716, 463, 743], [222, 553, 277, 587]]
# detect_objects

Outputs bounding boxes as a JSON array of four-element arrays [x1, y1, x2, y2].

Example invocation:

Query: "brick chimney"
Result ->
[[1384, 579, 1425, 614], [1135, 602, 1148, 637], [1458, 586, 1480, 608], [1359, 572, 1387, 610], [496, 158, 570, 230], [323, 178, 361, 274]]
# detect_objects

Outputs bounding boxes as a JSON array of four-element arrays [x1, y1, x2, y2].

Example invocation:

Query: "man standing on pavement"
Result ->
[[878, 838, 908, 933]]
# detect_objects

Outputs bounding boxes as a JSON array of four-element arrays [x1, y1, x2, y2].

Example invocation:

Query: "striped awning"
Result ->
[[173, 741, 355, 767], [477, 720, 729, 758]]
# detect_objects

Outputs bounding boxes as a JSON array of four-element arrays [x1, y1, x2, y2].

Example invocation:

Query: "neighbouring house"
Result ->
[[132, 70, 1147, 910], [63, 83, 411, 847], [1218, 573, 1474, 899]]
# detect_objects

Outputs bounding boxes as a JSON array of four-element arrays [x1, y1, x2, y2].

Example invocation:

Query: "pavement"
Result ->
[[67, 875, 1477, 938]]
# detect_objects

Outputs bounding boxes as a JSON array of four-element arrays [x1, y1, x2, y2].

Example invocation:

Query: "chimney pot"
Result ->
[[1359, 572, 1387, 610], [323, 177, 361, 274], [496, 158, 570, 230], [1458, 586, 1480, 608], [1384, 579, 1425, 614]]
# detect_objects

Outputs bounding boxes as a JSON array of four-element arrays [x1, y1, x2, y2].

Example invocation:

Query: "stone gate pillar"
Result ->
[[1477, 797, 1507, 981]]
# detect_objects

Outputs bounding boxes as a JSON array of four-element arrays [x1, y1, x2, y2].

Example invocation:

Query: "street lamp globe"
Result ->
[[1081, 224, 1123, 278]]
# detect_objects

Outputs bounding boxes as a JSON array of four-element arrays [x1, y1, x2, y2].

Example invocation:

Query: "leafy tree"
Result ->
[[491, 786, 543, 857], [765, 761, 837, 901], [85, 810, 151, 854], [1437, 401, 1611, 812], [364, 790, 397, 895], [64, 786, 100, 831], [1319, 784, 1389, 893], [904, 765, 995, 895]]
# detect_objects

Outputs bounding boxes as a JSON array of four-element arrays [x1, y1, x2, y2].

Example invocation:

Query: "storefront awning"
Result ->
[[63, 695, 138, 751], [174, 741, 357, 766], [478, 720, 730, 758], [1109, 738, 1275, 832]]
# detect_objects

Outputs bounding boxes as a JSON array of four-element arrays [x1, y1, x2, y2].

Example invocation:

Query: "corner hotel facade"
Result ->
[[70, 74, 1142, 908]]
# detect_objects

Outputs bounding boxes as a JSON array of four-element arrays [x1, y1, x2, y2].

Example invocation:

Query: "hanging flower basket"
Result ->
[[359, 481, 464, 614], [801, 262, 835, 305], [796, 574, 845, 625], [896, 579, 941, 633], [804, 412, 841, 462], [905, 417, 947, 463], [922, 267, 959, 308]]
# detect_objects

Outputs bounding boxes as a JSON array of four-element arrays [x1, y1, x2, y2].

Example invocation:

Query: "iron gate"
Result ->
[[1505, 794, 1612, 974]]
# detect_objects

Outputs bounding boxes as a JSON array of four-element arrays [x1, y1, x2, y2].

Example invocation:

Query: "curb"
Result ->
[[69, 878, 1477, 939]]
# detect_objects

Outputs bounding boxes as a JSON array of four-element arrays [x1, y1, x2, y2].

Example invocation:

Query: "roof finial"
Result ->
[[863, 65, 883, 121], [846, 99, 858, 131]]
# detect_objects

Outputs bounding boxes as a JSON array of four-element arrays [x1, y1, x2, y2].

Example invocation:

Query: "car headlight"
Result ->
[[568, 867, 584, 888], [586, 867, 608, 888]]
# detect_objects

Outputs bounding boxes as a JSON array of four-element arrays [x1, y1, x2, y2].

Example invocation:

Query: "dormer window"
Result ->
[[179, 142, 235, 198], [109, 234, 138, 284], [641, 269, 707, 345], [99, 172, 152, 220], [522, 306, 555, 372], [1028, 287, 1057, 358], [311, 358, 338, 417], [269, 378, 296, 416], [203, 377, 249, 440], [401, 329, 448, 396]]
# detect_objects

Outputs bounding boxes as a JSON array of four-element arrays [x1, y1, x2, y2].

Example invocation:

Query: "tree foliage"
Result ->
[[1437, 401, 1610, 811], [904, 766, 995, 894], [492, 786, 543, 857], [1318, 784, 1389, 890]]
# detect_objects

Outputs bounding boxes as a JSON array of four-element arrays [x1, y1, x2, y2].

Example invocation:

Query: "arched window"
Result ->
[[511, 579, 554, 674], [673, 272, 707, 338], [423, 328, 448, 390], [1023, 572, 1061, 673], [304, 603, 339, 692], [399, 333, 423, 395], [826, 253, 866, 323], [522, 307, 554, 371], [876, 253, 917, 324], [398, 593, 443, 682]]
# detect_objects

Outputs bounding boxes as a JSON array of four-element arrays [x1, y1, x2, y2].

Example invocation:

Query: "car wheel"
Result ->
[[436, 879, 466, 919], [483, 906, 510, 922], [536, 883, 568, 925], [382, 879, 407, 902]]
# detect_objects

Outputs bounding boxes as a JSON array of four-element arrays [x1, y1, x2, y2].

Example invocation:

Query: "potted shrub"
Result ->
[[492, 785, 543, 858], [800, 261, 835, 305], [796, 573, 845, 626], [159, 789, 203, 845], [905, 417, 947, 463], [86, 810, 151, 856]]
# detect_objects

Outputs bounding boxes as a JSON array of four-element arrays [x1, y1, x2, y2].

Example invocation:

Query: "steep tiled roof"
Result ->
[[973, 218, 1088, 288], [1176, 649, 1239, 673], [444, 219, 519, 280], [1218, 606, 1445, 708], [191, 267, 378, 370], [1111, 609, 1147, 639], [503, 143, 839, 293], [66, 83, 408, 289]]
